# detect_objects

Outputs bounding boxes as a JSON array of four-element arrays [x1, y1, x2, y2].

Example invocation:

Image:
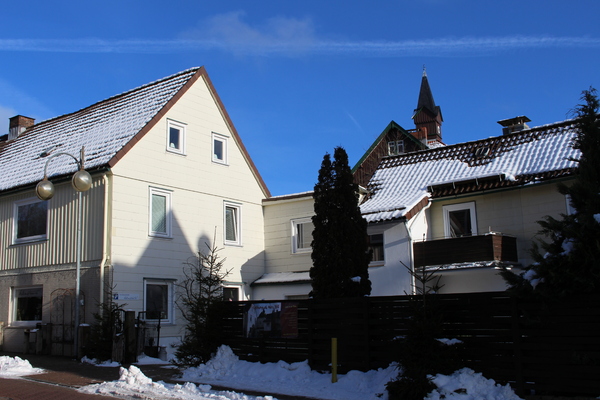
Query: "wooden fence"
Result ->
[[218, 292, 600, 397]]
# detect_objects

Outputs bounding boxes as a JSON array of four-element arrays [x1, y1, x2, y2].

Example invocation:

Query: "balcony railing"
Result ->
[[413, 233, 518, 267]]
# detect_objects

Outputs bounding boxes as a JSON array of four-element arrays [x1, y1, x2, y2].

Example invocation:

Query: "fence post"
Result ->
[[124, 310, 137, 364], [511, 296, 524, 396], [331, 337, 338, 383]]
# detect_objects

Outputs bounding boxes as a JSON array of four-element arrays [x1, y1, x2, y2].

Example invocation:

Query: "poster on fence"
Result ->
[[244, 302, 298, 339]]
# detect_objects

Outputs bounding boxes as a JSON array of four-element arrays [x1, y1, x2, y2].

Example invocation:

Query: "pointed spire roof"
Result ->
[[416, 66, 438, 115]]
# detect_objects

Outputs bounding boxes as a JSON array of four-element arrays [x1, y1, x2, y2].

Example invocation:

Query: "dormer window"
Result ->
[[167, 120, 186, 155], [388, 140, 404, 156]]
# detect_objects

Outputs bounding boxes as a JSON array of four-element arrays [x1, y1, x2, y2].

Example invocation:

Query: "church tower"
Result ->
[[412, 67, 443, 146]]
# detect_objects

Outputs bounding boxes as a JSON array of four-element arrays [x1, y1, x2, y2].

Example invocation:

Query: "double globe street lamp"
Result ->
[[36, 146, 92, 359]]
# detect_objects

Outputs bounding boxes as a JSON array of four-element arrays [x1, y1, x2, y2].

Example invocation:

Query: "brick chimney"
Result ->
[[9, 115, 35, 141]]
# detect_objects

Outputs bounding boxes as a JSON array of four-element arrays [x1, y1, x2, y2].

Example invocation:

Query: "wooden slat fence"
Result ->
[[217, 292, 600, 397]]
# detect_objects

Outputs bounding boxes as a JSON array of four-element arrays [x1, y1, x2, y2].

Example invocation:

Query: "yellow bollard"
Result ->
[[331, 337, 338, 383]]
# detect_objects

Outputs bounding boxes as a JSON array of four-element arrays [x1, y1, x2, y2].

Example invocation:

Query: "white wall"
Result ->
[[263, 194, 314, 274], [108, 75, 267, 337]]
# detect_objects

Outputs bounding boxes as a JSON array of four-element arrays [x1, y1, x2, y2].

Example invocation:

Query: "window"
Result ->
[[291, 218, 313, 254], [565, 194, 575, 215], [212, 132, 228, 164], [167, 120, 186, 154], [149, 188, 172, 238], [224, 202, 241, 245], [369, 233, 384, 264], [388, 140, 404, 156], [12, 286, 43, 325], [14, 198, 48, 243], [223, 286, 240, 301], [144, 279, 173, 323], [443, 202, 477, 238]]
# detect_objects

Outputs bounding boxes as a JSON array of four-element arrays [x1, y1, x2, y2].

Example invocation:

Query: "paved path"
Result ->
[[0, 352, 318, 400], [0, 376, 119, 400]]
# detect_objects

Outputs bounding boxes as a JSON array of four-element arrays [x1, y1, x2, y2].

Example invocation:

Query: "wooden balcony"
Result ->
[[413, 233, 518, 267]]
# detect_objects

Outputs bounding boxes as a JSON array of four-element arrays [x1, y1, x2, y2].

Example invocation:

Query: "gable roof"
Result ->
[[352, 120, 428, 173], [360, 120, 580, 223], [0, 67, 270, 197]]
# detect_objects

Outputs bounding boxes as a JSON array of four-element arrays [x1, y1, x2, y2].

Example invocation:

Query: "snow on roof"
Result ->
[[361, 120, 580, 223], [0, 67, 200, 192], [252, 271, 311, 285]]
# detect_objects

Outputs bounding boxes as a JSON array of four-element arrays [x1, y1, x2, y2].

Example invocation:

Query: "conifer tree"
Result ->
[[501, 88, 600, 297], [310, 146, 372, 298], [175, 236, 233, 366]]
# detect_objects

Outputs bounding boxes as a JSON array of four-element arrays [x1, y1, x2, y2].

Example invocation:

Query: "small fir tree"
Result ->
[[175, 236, 233, 366], [310, 146, 372, 298], [501, 88, 600, 297]]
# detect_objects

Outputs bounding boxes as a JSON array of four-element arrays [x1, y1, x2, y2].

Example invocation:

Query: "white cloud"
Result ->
[[0, 12, 598, 58]]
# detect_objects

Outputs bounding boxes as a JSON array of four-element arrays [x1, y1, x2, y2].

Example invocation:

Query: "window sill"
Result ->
[[292, 251, 311, 255], [12, 238, 47, 246], [166, 149, 186, 156], [8, 322, 42, 328], [148, 234, 173, 240], [369, 261, 385, 267]]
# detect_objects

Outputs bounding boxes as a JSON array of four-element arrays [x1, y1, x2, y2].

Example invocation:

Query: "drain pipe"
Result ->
[[403, 201, 431, 295], [99, 172, 113, 312]]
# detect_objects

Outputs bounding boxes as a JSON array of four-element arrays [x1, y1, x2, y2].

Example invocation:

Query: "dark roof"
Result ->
[[0, 67, 270, 197], [360, 120, 580, 223]]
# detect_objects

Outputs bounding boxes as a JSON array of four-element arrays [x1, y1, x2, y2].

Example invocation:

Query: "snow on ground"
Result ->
[[0, 355, 44, 377], [0, 347, 523, 400]]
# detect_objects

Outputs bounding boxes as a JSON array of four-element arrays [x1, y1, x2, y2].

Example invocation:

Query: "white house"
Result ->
[[255, 74, 580, 298], [0, 67, 583, 355], [0, 67, 269, 354]]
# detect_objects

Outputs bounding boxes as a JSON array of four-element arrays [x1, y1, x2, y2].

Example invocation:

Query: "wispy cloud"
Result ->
[[0, 11, 598, 57], [1, 35, 598, 57]]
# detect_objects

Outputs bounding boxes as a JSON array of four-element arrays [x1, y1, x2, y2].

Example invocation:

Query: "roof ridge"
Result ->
[[381, 118, 577, 164], [29, 67, 202, 130]]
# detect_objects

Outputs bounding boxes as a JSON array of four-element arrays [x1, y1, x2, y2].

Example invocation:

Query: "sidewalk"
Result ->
[[0, 351, 178, 400]]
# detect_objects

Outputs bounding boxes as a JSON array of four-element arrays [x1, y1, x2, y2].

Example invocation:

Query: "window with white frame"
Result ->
[[14, 198, 48, 244], [12, 286, 43, 325], [368, 233, 385, 264], [212, 132, 228, 164], [149, 188, 172, 238], [224, 202, 241, 245], [388, 140, 405, 156], [144, 279, 174, 323], [443, 202, 478, 238], [223, 286, 240, 301], [291, 217, 313, 254], [167, 120, 186, 154]]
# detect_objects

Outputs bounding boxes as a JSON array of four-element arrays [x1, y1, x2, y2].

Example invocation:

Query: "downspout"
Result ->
[[403, 201, 432, 295], [99, 172, 113, 311]]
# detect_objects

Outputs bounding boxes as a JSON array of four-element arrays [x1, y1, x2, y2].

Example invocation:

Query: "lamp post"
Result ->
[[36, 146, 92, 359]]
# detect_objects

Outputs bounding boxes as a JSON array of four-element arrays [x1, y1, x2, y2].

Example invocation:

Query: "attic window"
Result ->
[[167, 120, 186, 155], [388, 140, 404, 156]]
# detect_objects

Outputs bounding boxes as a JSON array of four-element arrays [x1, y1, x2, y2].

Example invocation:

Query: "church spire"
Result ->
[[412, 66, 443, 145]]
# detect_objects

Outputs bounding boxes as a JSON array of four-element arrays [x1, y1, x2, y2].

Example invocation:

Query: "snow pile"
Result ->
[[80, 364, 266, 400], [426, 368, 522, 400], [181, 345, 398, 400], [0, 356, 44, 377], [81, 356, 120, 367]]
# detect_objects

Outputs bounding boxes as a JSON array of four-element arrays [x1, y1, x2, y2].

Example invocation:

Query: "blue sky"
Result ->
[[1, 1, 598, 196]]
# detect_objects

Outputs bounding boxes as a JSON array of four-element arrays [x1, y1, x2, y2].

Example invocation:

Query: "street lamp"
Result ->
[[36, 146, 92, 359]]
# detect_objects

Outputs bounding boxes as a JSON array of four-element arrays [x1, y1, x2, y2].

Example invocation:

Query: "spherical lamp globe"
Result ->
[[36, 179, 55, 200], [72, 170, 92, 192]]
